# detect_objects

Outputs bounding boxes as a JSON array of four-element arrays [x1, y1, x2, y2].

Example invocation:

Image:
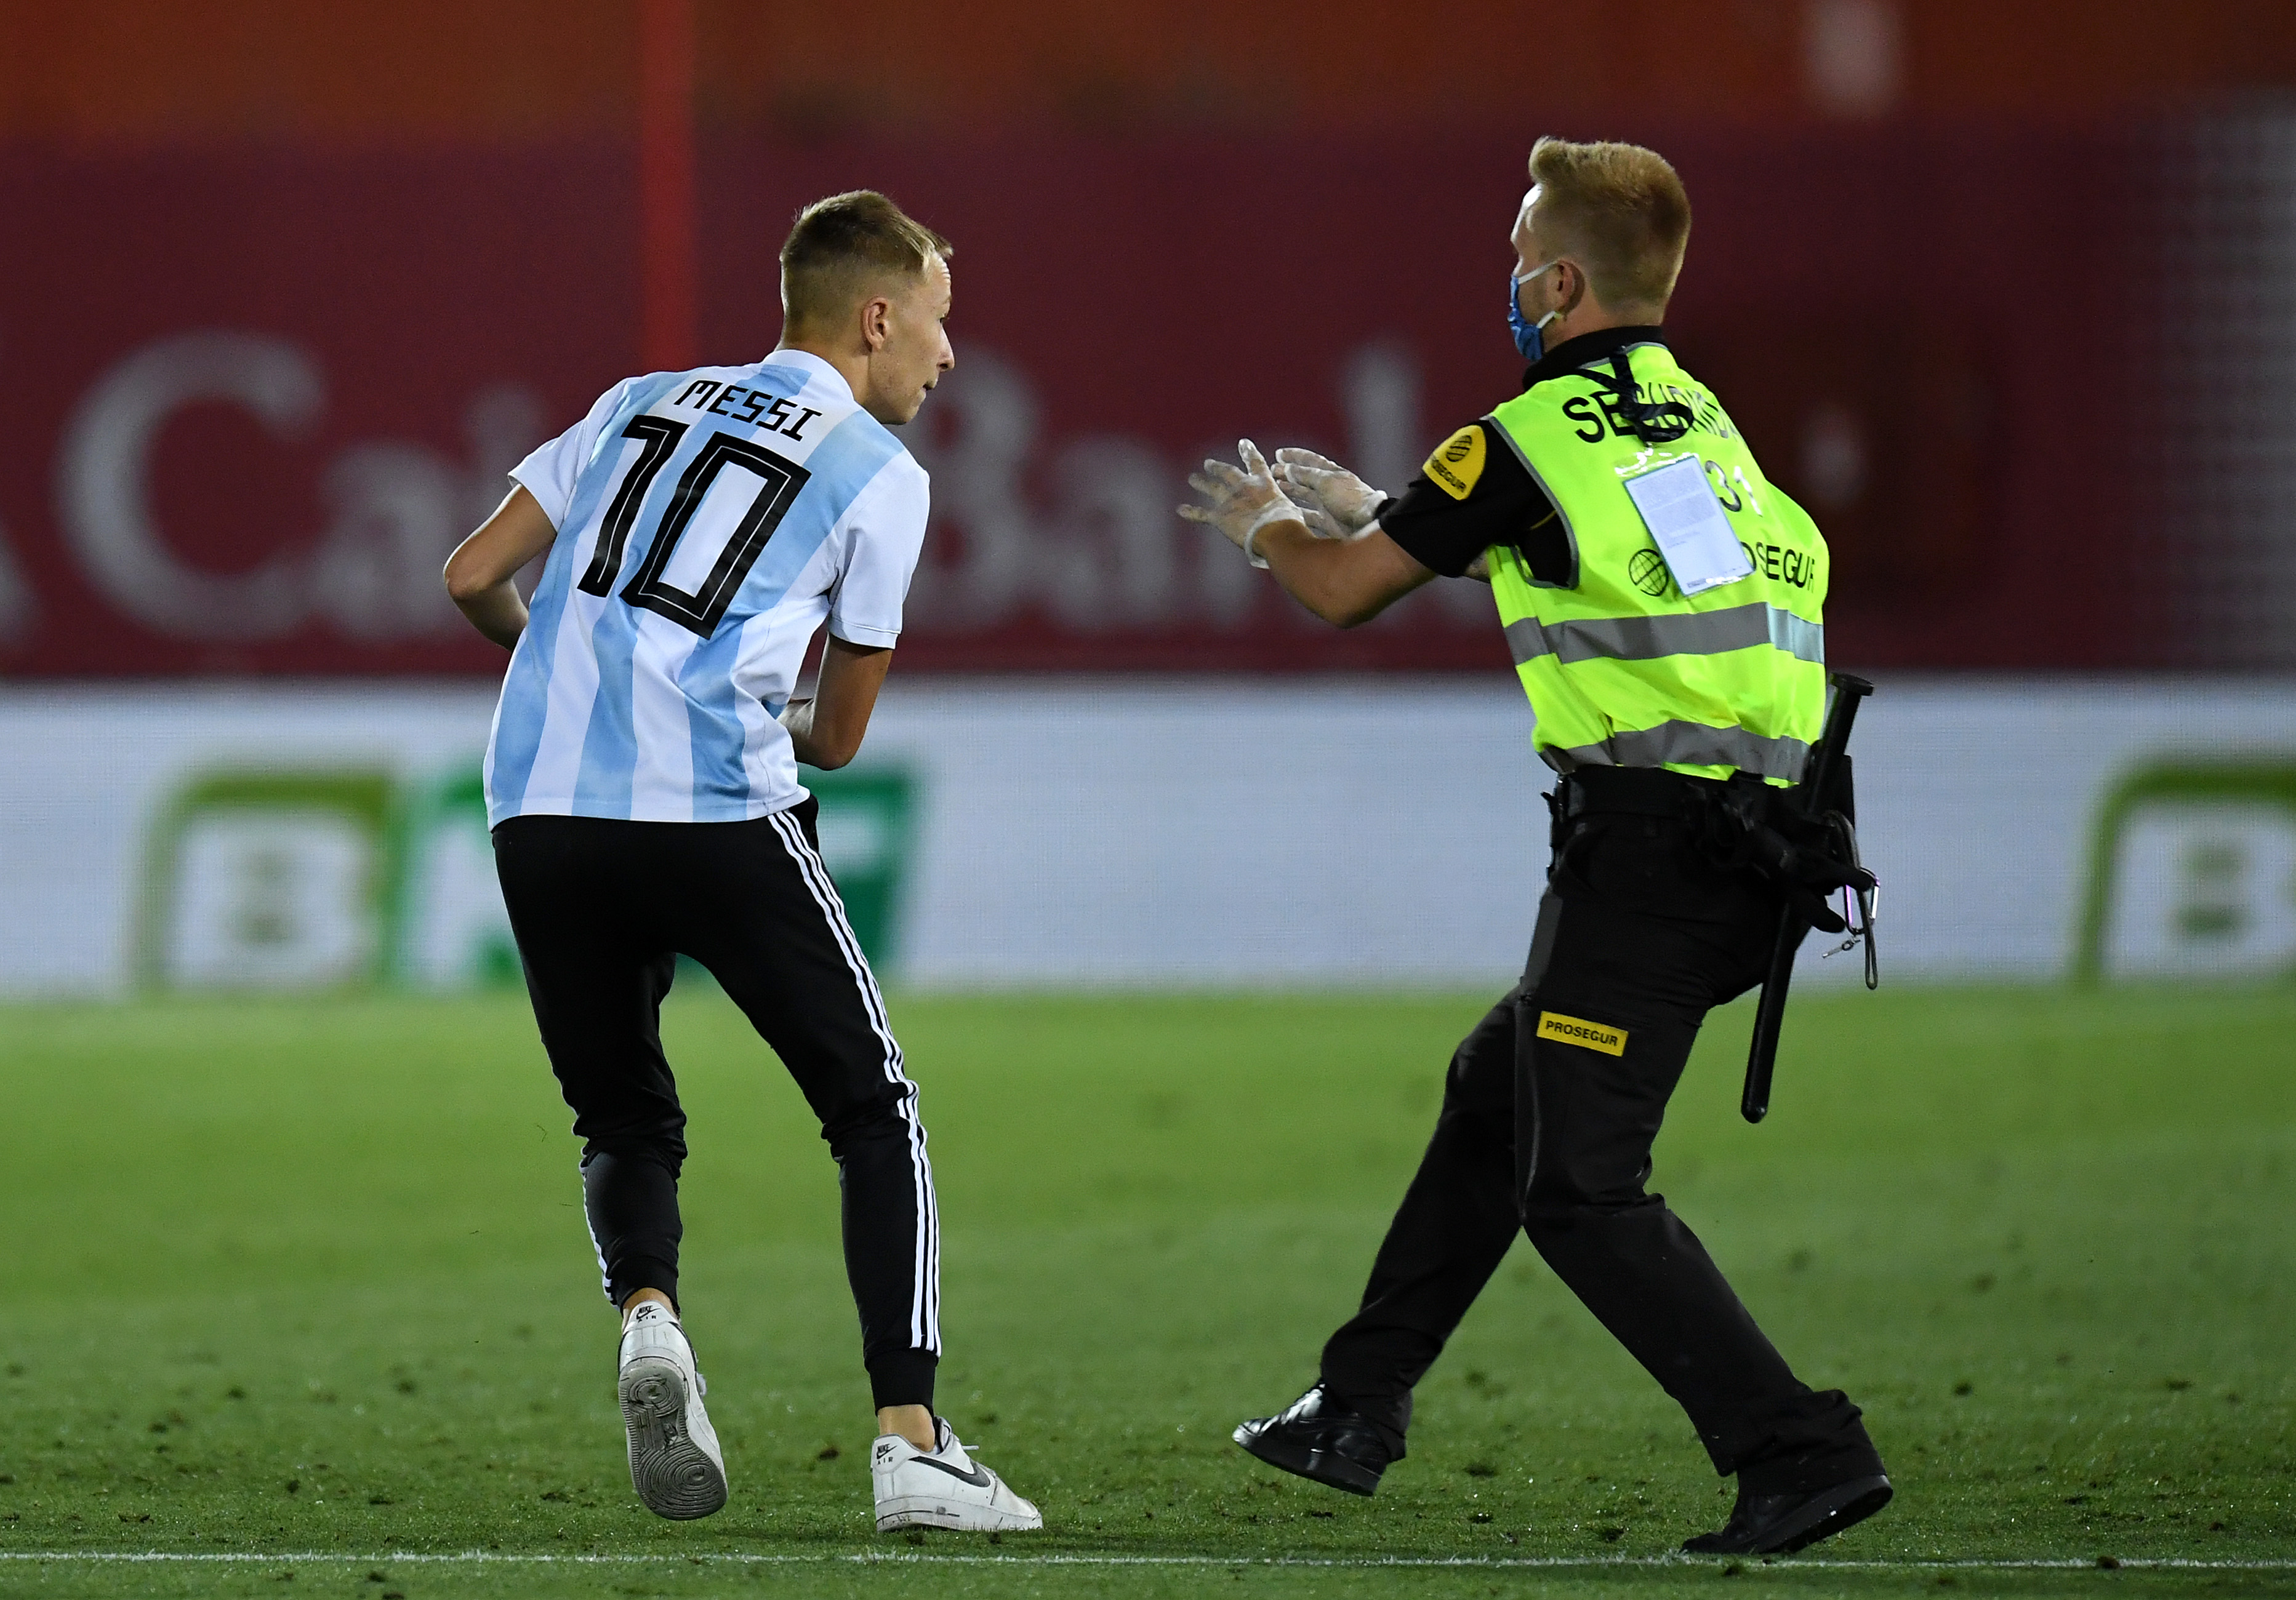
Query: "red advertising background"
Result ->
[[0, 126, 2145, 676]]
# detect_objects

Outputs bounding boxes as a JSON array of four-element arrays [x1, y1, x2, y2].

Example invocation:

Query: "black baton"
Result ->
[[1740, 672, 1873, 1124]]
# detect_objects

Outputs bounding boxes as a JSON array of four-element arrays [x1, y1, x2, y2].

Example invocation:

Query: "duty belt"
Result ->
[[1555, 763, 1757, 821], [1550, 763, 1869, 946]]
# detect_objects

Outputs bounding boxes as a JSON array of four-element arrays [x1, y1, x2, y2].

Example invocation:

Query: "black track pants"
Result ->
[[493, 800, 939, 1411], [1318, 803, 1882, 1492]]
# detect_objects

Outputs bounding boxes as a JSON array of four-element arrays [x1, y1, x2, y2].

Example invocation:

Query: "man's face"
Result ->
[[862, 252, 955, 426]]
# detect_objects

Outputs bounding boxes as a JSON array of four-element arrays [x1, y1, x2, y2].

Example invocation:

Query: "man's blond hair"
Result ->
[[1527, 137, 1691, 314], [780, 190, 952, 335]]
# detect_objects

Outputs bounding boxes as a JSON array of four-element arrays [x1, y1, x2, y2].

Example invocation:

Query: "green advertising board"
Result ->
[[137, 771, 399, 991], [138, 767, 917, 993], [2073, 759, 2296, 984]]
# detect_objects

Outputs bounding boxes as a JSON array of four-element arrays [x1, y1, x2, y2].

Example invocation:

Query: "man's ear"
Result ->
[[860, 294, 893, 353], [1557, 260, 1589, 318]]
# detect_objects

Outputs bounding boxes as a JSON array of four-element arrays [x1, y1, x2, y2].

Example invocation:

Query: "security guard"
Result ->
[[1179, 137, 1890, 1556]]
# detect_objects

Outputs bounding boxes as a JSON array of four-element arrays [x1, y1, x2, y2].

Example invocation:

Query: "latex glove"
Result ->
[[1179, 439, 1303, 568], [1272, 448, 1387, 539]]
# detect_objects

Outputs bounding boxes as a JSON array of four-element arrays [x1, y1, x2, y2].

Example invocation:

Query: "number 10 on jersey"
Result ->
[[578, 417, 814, 637]]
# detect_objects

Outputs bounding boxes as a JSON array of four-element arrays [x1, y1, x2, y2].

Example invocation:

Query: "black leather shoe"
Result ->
[[1682, 1473, 1893, 1555], [1233, 1383, 1391, 1496]]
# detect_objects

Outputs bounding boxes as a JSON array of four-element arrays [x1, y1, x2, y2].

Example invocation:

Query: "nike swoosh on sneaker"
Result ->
[[907, 1454, 995, 1489]]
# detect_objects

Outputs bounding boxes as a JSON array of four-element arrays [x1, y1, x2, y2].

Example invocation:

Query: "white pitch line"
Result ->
[[1, 1552, 2292, 1571]]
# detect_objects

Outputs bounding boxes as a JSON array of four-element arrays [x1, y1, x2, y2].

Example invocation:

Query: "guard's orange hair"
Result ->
[[1527, 137, 1692, 314]]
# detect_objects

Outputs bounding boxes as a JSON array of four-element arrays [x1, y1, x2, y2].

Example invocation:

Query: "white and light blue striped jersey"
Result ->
[[484, 350, 928, 826]]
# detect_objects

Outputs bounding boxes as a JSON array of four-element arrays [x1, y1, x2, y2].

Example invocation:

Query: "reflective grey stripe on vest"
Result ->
[[1503, 617, 1551, 665], [1504, 602, 1824, 668], [1545, 721, 1812, 782]]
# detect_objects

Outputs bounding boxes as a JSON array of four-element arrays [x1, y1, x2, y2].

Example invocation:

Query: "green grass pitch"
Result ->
[[0, 983, 2289, 1599]]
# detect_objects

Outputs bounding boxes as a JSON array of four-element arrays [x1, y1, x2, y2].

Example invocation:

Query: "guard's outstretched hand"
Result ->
[[1272, 449, 1387, 540], [1179, 440, 1304, 568]]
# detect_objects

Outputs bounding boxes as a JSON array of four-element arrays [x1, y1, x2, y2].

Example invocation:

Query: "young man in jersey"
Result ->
[[444, 190, 1039, 1535], [1182, 139, 1890, 1555]]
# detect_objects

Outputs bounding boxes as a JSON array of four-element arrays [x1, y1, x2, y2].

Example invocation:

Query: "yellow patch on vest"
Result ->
[[1537, 1011, 1628, 1056], [1423, 425, 1486, 500]]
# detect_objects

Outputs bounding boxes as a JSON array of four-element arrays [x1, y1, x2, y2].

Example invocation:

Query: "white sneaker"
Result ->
[[616, 1302, 727, 1520], [872, 1418, 1043, 1532]]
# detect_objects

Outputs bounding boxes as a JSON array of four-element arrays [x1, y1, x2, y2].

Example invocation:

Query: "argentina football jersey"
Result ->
[[484, 350, 928, 825]]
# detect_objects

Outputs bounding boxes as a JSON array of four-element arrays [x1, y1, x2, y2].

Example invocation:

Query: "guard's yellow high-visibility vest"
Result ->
[[1479, 340, 1829, 783]]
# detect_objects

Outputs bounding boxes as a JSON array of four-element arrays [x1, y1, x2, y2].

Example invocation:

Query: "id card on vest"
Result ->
[[1620, 455, 1755, 597]]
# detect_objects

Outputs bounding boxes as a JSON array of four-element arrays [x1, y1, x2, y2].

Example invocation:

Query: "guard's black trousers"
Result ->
[[492, 800, 939, 1411], [1319, 786, 1882, 1493]]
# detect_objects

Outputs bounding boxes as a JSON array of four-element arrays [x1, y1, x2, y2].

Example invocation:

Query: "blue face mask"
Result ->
[[1509, 261, 1562, 362]]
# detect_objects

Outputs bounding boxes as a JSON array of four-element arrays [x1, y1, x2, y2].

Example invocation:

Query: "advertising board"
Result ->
[[0, 127, 2148, 679], [2, 679, 2289, 1000]]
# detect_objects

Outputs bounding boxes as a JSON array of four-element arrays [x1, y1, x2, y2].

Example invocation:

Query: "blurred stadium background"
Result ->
[[2, 1, 2295, 998]]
